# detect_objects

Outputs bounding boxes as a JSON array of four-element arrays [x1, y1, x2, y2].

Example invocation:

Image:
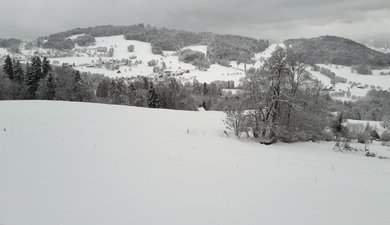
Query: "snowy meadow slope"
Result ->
[[1, 101, 390, 225]]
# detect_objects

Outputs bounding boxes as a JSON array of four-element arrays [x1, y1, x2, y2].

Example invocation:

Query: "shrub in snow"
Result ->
[[153, 66, 160, 73], [97, 46, 108, 52], [276, 129, 297, 143], [370, 130, 380, 140], [223, 97, 246, 137], [382, 115, 390, 129], [357, 131, 371, 144], [127, 45, 135, 52], [322, 129, 334, 141], [147, 60, 157, 67], [381, 130, 390, 142], [346, 123, 371, 143], [107, 47, 114, 57], [151, 45, 163, 55]]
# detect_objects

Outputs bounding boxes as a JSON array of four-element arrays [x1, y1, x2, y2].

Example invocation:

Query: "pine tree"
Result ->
[[13, 60, 24, 84], [203, 82, 208, 95], [45, 73, 56, 100], [25, 59, 40, 99], [41, 57, 52, 77], [128, 83, 136, 105], [31, 56, 42, 79], [96, 78, 110, 99], [72, 70, 83, 101], [116, 78, 126, 104], [148, 84, 160, 108], [3, 55, 14, 80], [108, 80, 117, 100]]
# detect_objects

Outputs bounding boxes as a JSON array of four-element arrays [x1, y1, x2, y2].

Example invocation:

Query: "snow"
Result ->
[[307, 64, 390, 101], [67, 33, 86, 40], [181, 64, 245, 84], [0, 47, 8, 56], [255, 43, 285, 60], [308, 67, 333, 86], [319, 64, 390, 91], [1, 100, 390, 225], [180, 45, 208, 55], [47, 35, 244, 82]]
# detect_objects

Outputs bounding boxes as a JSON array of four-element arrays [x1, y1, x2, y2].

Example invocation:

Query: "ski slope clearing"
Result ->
[[1, 101, 390, 225]]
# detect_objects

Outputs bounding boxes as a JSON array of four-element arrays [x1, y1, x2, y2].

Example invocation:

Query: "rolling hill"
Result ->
[[284, 35, 390, 67]]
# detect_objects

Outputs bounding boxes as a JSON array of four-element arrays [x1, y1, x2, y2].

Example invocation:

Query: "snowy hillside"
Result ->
[[2, 33, 390, 101], [1, 101, 390, 225], [45, 35, 246, 83], [308, 64, 390, 101]]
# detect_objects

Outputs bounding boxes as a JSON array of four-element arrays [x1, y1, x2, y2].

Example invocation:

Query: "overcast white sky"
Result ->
[[1, 0, 390, 42]]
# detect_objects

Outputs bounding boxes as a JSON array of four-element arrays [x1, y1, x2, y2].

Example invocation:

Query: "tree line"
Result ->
[[1, 55, 234, 111], [0, 55, 91, 101]]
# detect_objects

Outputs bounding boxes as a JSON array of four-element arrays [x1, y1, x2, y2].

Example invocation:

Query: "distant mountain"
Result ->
[[284, 36, 390, 68], [41, 24, 269, 65]]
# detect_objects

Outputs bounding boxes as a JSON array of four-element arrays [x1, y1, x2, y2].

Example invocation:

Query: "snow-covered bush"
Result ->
[[381, 130, 390, 142], [357, 131, 371, 144], [322, 129, 334, 141], [127, 45, 135, 52], [147, 59, 157, 67], [276, 129, 297, 143], [223, 97, 246, 137]]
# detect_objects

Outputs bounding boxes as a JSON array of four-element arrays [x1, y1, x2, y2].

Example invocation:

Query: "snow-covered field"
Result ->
[[1, 101, 390, 225]]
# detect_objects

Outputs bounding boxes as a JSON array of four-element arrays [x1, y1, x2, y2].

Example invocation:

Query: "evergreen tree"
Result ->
[[31, 56, 42, 79], [72, 70, 83, 101], [45, 73, 56, 100], [143, 77, 149, 90], [128, 83, 137, 105], [330, 113, 347, 141], [96, 78, 110, 99], [148, 84, 160, 108], [202, 100, 208, 110], [116, 78, 126, 104], [108, 79, 117, 101], [203, 82, 208, 95], [13, 60, 24, 84], [25, 59, 41, 99], [3, 55, 14, 80], [42, 57, 52, 77]]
